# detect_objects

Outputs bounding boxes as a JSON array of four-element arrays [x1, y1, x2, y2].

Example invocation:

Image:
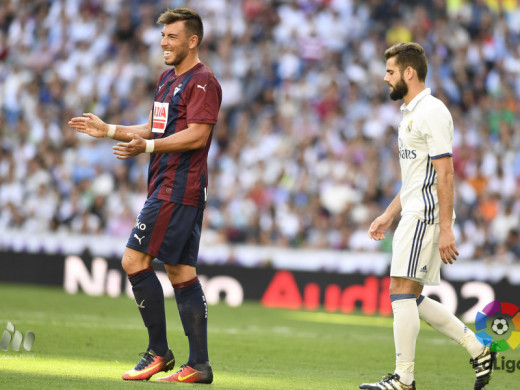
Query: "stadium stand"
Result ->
[[1, 0, 519, 262]]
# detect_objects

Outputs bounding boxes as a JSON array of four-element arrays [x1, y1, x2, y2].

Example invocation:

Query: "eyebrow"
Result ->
[[161, 32, 178, 38]]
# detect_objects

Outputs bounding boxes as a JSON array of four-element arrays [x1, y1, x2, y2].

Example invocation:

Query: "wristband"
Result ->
[[106, 124, 116, 138], [145, 139, 154, 153]]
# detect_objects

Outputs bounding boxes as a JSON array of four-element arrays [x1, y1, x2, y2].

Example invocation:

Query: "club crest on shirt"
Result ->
[[406, 120, 413, 133], [173, 83, 183, 96]]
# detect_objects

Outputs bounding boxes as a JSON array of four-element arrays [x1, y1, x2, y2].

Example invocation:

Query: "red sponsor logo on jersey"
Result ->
[[153, 102, 169, 133]]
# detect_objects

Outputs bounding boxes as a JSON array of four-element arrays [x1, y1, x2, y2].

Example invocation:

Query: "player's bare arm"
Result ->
[[112, 123, 212, 160], [68, 112, 153, 141], [368, 190, 402, 240], [432, 156, 459, 264]]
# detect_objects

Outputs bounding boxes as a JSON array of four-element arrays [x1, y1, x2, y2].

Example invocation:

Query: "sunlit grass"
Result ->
[[1, 283, 519, 390]]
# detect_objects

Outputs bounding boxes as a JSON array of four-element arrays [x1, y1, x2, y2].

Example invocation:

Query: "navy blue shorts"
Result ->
[[126, 198, 204, 266]]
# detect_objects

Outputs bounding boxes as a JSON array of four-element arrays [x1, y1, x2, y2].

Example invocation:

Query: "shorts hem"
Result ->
[[125, 243, 154, 258], [389, 274, 440, 286]]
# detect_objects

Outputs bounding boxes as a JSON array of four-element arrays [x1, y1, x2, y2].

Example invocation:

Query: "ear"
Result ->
[[188, 34, 199, 50], [404, 66, 415, 81]]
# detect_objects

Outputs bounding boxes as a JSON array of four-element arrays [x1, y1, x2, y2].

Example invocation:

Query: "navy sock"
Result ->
[[173, 277, 208, 366], [128, 267, 168, 356]]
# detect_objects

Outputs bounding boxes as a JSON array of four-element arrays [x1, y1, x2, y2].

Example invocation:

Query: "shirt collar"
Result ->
[[400, 88, 431, 112]]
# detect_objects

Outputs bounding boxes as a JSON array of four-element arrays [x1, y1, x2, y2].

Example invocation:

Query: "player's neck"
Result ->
[[403, 83, 426, 105], [173, 55, 200, 76]]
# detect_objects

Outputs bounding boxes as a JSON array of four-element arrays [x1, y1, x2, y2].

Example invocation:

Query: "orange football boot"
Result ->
[[122, 349, 175, 380], [156, 362, 213, 383]]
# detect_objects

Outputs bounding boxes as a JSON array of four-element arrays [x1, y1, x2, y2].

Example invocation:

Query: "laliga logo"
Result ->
[[474, 300, 520, 352]]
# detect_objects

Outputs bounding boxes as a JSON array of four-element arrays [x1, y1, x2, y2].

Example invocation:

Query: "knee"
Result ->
[[121, 257, 133, 274], [121, 252, 151, 275], [389, 277, 422, 297], [165, 264, 197, 285], [165, 267, 180, 280], [388, 278, 401, 295]]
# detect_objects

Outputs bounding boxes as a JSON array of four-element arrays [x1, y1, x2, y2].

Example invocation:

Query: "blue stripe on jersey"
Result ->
[[151, 110, 179, 197], [407, 220, 426, 278], [421, 156, 436, 224], [164, 72, 196, 202], [170, 151, 193, 202], [150, 71, 197, 201], [154, 69, 176, 101], [431, 153, 452, 160], [149, 79, 178, 194]]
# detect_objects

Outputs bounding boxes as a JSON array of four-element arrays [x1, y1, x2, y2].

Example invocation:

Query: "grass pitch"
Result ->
[[0, 283, 518, 389]]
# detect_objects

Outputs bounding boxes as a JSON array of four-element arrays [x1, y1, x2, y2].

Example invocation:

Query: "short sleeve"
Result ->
[[421, 103, 453, 160], [186, 73, 222, 125]]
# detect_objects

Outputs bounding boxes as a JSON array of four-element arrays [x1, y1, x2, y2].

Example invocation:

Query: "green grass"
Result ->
[[0, 283, 518, 389]]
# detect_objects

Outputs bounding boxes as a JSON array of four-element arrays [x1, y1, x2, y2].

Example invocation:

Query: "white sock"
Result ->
[[391, 294, 419, 386], [417, 295, 484, 359]]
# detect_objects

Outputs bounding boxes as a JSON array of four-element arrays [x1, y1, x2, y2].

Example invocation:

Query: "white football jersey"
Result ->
[[397, 88, 456, 224]]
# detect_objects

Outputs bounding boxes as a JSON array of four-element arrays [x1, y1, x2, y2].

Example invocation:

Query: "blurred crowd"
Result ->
[[1, 0, 519, 262]]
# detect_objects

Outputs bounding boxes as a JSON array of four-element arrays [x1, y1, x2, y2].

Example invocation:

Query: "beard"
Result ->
[[164, 47, 189, 66], [389, 77, 408, 101]]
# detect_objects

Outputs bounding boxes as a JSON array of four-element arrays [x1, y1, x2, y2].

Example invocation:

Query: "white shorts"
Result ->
[[390, 214, 443, 286]]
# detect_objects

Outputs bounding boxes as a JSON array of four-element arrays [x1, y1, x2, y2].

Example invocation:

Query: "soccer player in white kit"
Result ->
[[359, 43, 496, 390]]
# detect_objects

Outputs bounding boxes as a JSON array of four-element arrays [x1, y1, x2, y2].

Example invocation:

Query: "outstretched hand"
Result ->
[[113, 133, 146, 159], [68, 113, 108, 138]]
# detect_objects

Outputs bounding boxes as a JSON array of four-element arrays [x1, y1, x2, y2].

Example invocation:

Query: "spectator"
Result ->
[[0, 0, 518, 263]]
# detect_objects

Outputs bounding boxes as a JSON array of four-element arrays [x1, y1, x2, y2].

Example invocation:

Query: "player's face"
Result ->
[[161, 22, 191, 66], [384, 57, 408, 101]]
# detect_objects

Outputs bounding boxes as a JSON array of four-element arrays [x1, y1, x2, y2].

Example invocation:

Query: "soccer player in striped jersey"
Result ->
[[69, 8, 221, 384], [359, 43, 495, 390]]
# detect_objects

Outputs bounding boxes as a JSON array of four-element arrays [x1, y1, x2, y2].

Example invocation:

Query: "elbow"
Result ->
[[437, 171, 454, 186], [436, 165, 454, 180], [193, 139, 207, 150], [443, 169, 455, 180], [438, 172, 453, 182], [194, 134, 210, 150]]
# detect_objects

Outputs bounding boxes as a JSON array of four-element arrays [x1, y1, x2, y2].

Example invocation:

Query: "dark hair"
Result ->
[[384, 42, 428, 82], [157, 8, 203, 46]]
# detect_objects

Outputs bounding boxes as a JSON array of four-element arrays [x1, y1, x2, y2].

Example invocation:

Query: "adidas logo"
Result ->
[[0, 322, 35, 352], [419, 265, 428, 273]]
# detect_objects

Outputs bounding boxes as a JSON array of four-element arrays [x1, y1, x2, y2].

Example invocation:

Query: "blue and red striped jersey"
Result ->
[[147, 62, 222, 208]]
